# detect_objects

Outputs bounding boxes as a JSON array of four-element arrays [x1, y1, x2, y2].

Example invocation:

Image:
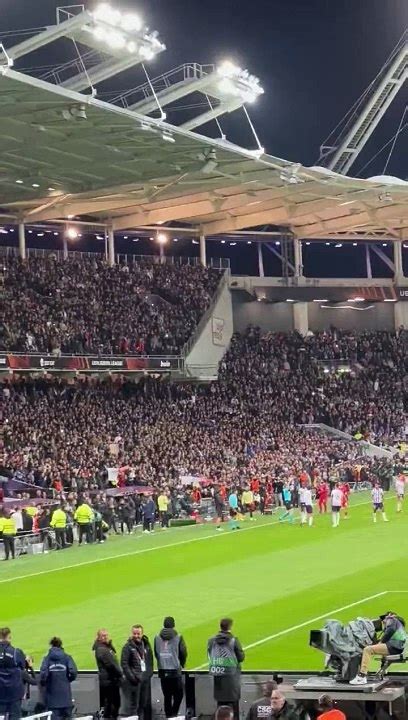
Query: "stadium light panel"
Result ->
[[85, 4, 165, 62], [217, 60, 264, 103], [157, 232, 168, 244], [66, 227, 78, 240]]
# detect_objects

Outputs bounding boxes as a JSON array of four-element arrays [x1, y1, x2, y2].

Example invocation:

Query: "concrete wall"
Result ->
[[308, 302, 394, 331], [186, 276, 234, 377], [232, 292, 294, 332], [232, 292, 396, 333]]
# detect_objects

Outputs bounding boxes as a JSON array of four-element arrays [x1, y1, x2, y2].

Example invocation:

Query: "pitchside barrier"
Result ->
[[20, 670, 408, 720]]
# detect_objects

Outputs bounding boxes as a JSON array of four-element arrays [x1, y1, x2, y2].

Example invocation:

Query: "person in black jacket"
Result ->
[[154, 616, 188, 719], [207, 618, 245, 720], [120, 625, 148, 717], [93, 630, 122, 720], [40, 637, 77, 720], [132, 626, 154, 720], [0, 627, 26, 720], [246, 680, 276, 720]]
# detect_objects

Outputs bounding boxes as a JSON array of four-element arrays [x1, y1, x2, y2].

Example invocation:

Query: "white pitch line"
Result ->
[[0, 517, 285, 585], [192, 591, 388, 670], [0, 495, 388, 586]]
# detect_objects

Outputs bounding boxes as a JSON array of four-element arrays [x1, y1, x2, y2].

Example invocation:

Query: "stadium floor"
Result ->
[[1, 492, 408, 671]]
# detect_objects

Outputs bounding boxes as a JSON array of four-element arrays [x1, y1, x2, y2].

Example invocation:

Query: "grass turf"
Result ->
[[1, 492, 408, 672]]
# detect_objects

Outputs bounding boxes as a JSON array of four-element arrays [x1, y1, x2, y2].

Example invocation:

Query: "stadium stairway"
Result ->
[[184, 270, 233, 380]]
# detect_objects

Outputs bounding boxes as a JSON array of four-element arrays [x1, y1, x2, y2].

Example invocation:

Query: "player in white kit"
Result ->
[[372, 482, 388, 522], [299, 486, 314, 526], [330, 483, 343, 528], [395, 474, 405, 513]]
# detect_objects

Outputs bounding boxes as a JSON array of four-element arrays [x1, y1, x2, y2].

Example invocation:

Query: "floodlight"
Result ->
[[93, 4, 122, 26], [66, 227, 78, 240], [107, 30, 126, 49], [218, 61, 240, 78], [216, 61, 264, 103], [87, 4, 165, 64], [139, 46, 155, 61], [122, 13, 143, 32], [157, 233, 168, 244]]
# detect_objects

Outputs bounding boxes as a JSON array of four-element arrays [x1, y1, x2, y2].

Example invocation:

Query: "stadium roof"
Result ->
[[0, 66, 407, 239]]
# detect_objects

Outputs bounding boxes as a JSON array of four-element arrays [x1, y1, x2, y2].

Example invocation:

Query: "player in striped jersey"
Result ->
[[372, 482, 388, 523]]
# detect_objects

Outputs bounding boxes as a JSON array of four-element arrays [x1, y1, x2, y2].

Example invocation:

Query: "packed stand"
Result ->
[[0, 255, 220, 355], [2, 330, 405, 496], [220, 327, 407, 445]]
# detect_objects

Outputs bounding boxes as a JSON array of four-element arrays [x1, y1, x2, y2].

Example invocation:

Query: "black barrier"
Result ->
[[22, 670, 408, 719]]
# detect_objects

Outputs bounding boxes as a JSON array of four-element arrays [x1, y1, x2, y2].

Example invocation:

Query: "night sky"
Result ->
[[1, 0, 407, 274]]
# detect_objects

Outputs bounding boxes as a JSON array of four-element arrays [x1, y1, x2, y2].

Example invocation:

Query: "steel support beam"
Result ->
[[18, 222, 26, 260], [394, 240, 404, 279], [7, 12, 92, 61], [199, 233, 206, 266], [129, 76, 213, 115], [62, 56, 143, 92], [108, 225, 115, 266], [293, 237, 303, 277], [181, 101, 242, 131], [257, 242, 264, 277]]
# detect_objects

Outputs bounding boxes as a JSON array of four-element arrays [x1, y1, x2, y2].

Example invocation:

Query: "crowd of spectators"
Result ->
[[1, 255, 220, 355], [2, 327, 405, 496]]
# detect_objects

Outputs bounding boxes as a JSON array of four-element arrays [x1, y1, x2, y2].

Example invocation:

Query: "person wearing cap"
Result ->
[[317, 695, 346, 720], [270, 687, 310, 720], [350, 612, 407, 685], [154, 616, 187, 718]]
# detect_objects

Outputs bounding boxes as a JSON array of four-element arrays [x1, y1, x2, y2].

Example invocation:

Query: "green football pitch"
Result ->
[[1, 492, 408, 672]]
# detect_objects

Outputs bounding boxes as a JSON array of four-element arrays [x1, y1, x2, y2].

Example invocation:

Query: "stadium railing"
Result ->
[[0, 245, 230, 269]]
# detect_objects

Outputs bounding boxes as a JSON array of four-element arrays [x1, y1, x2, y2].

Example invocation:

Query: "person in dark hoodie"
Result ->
[[154, 616, 188, 719], [207, 618, 245, 720], [0, 627, 26, 720], [39, 637, 77, 720], [93, 629, 123, 720], [120, 625, 153, 718]]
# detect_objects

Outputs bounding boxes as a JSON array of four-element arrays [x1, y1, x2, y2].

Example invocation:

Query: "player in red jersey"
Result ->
[[316, 481, 329, 514], [339, 481, 350, 518]]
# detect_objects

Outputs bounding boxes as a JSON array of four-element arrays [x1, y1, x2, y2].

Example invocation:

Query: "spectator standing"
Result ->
[[207, 619, 245, 720], [141, 496, 156, 533], [0, 627, 26, 720], [93, 629, 122, 720], [74, 501, 94, 545], [0, 512, 17, 560], [154, 616, 187, 719], [50, 504, 67, 550], [157, 491, 170, 530], [132, 625, 154, 720], [120, 626, 144, 716], [40, 637, 77, 720]]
